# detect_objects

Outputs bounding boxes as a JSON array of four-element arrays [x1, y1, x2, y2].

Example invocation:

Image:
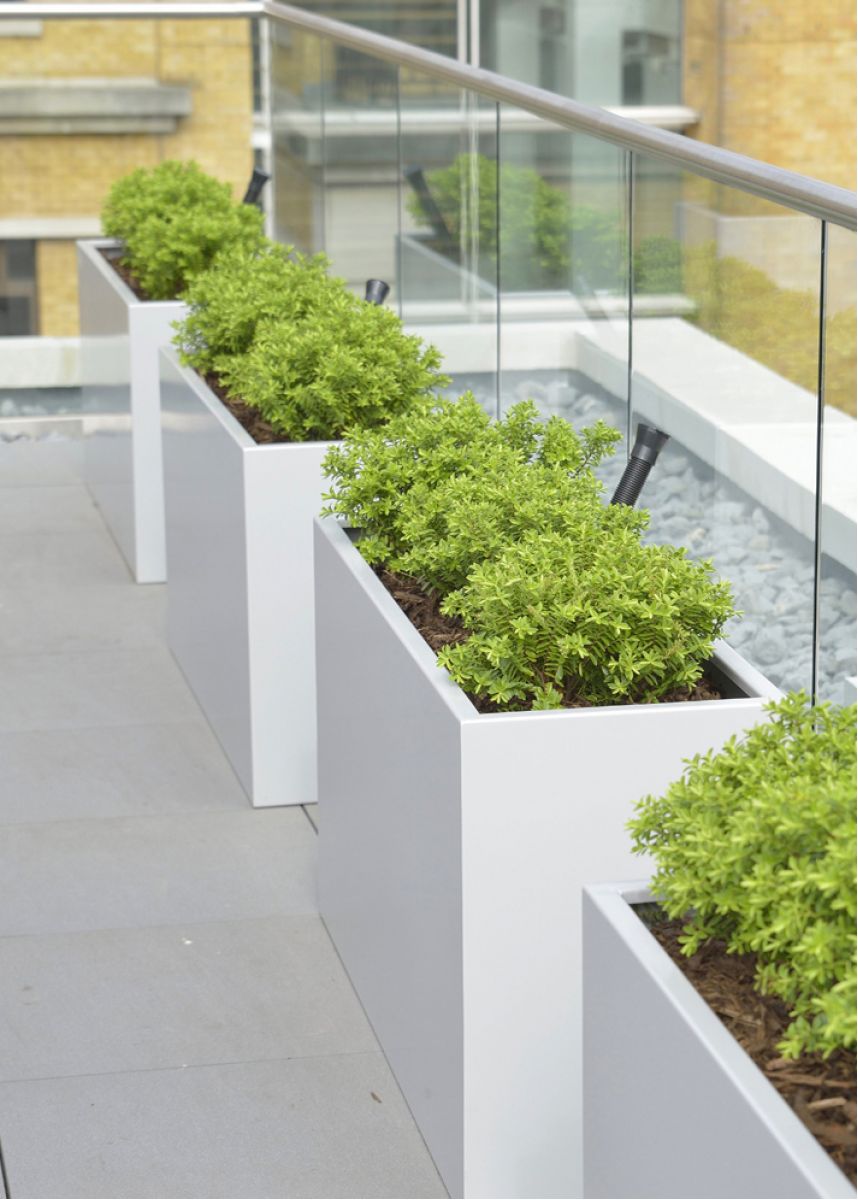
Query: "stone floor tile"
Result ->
[[0, 484, 101, 534], [0, 583, 165, 656], [0, 1054, 446, 1199], [0, 916, 376, 1083], [0, 722, 248, 824], [0, 809, 317, 936], [0, 647, 200, 733], [0, 530, 130, 589], [0, 436, 84, 487]]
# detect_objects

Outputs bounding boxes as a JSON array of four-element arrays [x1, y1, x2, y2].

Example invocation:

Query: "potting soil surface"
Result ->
[[650, 918, 856, 1185]]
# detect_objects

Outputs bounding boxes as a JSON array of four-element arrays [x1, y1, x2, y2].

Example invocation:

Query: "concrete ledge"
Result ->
[[0, 79, 192, 135]]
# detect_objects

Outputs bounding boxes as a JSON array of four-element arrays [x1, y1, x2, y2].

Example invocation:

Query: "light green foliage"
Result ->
[[221, 300, 447, 441], [101, 160, 265, 300], [438, 527, 734, 708], [629, 694, 857, 1057], [324, 394, 735, 708], [174, 240, 339, 376], [396, 418, 633, 594]]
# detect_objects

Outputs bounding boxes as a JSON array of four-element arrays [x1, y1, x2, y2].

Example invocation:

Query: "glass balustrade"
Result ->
[[0, 6, 854, 704]]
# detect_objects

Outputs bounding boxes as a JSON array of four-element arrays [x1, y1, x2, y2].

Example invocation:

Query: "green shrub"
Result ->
[[439, 525, 734, 708], [175, 240, 340, 377], [324, 394, 736, 708], [221, 300, 447, 441], [102, 160, 264, 300], [629, 693, 857, 1058]]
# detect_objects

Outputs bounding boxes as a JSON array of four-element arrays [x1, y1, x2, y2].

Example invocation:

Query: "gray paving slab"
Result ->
[[0, 916, 377, 1083], [0, 721, 248, 824], [0, 809, 317, 936], [0, 437, 84, 487], [0, 1053, 447, 1199], [303, 802, 319, 832], [0, 583, 165, 655], [0, 529, 130, 588], [0, 646, 200, 733], [0, 484, 101, 533]]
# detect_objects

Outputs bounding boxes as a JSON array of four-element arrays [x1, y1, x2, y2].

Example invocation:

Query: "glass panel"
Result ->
[[480, 0, 681, 106], [285, 1, 458, 58], [818, 222, 857, 705], [270, 22, 325, 253], [497, 113, 630, 498], [398, 75, 499, 410], [321, 41, 400, 301], [630, 160, 823, 695]]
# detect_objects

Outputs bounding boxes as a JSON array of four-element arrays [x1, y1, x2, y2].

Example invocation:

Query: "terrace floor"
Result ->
[[0, 428, 446, 1199]]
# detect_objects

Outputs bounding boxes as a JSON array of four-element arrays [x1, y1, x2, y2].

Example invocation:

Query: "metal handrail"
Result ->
[[1, 0, 855, 230]]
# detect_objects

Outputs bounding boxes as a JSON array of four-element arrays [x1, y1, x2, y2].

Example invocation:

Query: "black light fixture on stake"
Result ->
[[610, 423, 670, 507], [242, 167, 271, 207], [365, 279, 391, 306]]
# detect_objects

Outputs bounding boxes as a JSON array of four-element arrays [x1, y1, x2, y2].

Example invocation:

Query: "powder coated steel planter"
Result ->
[[583, 882, 855, 1199], [314, 515, 781, 1200], [161, 348, 333, 807], [78, 238, 186, 583]]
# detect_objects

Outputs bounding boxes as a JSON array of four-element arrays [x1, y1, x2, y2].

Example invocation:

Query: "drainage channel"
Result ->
[[0, 1134, 11, 1198]]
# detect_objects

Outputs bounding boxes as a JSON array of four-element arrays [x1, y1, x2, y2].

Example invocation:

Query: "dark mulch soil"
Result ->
[[648, 916, 856, 1184], [377, 568, 723, 712], [202, 373, 291, 444], [100, 246, 151, 301]]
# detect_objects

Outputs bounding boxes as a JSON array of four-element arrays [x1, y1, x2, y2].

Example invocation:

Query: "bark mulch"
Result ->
[[100, 247, 150, 301], [376, 568, 723, 712], [648, 917, 856, 1184], [202, 373, 289, 445]]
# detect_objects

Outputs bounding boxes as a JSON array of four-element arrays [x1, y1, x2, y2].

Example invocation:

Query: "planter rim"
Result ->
[[160, 346, 339, 453], [585, 879, 855, 1195], [77, 237, 184, 313], [315, 514, 781, 725]]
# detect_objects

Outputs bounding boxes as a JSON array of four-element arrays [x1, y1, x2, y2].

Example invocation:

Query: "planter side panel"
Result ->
[[315, 519, 466, 1196], [245, 444, 331, 807], [161, 351, 253, 796], [460, 695, 771, 1200], [128, 302, 185, 582], [78, 240, 184, 583], [582, 889, 855, 1199], [79, 241, 133, 571]]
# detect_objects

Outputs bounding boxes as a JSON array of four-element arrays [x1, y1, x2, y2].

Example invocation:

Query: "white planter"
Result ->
[[77, 238, 186, 583], [160, 347, 333, 808], [314, 515, 781, 1200], [583, 882, 855, 1199]]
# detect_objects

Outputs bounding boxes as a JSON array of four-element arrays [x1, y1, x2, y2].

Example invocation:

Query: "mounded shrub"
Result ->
[[174, 240, 339, 377], [324, 394, 736, 709], [102, 160, 265, 300], [174, 238, 448, 442], [629, 693, 857, 1058]]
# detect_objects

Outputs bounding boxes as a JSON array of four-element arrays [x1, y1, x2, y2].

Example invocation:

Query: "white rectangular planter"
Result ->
[[583, 882, 855, 1199], [314, 516, 781, 1200], [161, 347, 333, 807], [78, 238, 186, 583]]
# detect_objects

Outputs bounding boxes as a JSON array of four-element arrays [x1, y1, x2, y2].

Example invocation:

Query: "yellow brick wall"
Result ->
[[683, 0, 856, 190], [0, 7, 255, 335]]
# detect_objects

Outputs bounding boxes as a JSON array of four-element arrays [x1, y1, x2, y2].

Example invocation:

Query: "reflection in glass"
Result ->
[[818, 222, 857, 704], [631, 159, 824, 696], [269, 24, 325, 253], [398, 80, 499, 410]]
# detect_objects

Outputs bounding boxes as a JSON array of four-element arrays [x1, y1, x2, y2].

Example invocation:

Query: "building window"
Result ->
[[0, 240, 38, 336]]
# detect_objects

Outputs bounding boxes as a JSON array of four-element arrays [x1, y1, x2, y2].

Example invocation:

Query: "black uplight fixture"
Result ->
[[610, 424, 670, 507], [243, 167, 271, 207], [365, 279, 391, 306]]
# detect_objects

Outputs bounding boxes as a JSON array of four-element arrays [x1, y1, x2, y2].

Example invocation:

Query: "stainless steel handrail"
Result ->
[[1, 0, 855, 230]]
